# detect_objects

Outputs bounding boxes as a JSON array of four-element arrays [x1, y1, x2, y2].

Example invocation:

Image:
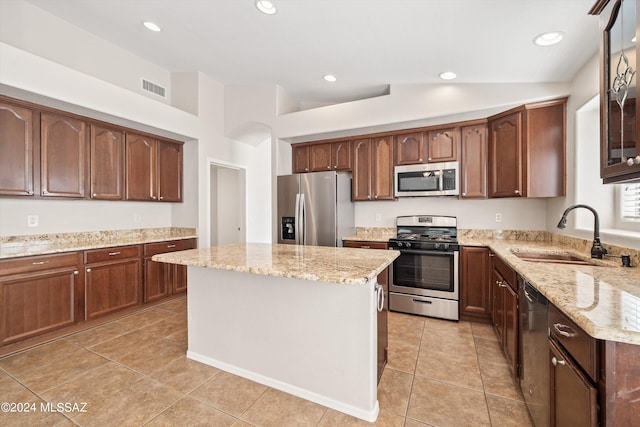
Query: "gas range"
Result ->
[[388, 215, 459, 252]]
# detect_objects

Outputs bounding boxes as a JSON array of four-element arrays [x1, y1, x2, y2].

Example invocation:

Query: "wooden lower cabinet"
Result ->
[[491, 254, 519, 379], [343, 240, 389, 381], [549, 338, 598, 427], [144, 238, 197, 302], [0, 252, 82, 346], [459, 246, 491, 322], [84, 245, 142, 320]]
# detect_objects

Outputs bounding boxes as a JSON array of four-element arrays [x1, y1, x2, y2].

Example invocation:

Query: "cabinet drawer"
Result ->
[[492, 254, 517, 289], [549, 304, 598, 382], [84, 245, 141, 264], [0, 252, 80, 276], [343, 241, 388, 250], [144, 238, 197, 256]]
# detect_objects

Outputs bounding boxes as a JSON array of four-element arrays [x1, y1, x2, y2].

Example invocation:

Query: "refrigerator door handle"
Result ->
[[294, 193, 301, 245], [299, 193, 306, 245]]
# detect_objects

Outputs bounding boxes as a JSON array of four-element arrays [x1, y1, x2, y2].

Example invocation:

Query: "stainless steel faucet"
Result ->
[[556, 204, 608, 259]]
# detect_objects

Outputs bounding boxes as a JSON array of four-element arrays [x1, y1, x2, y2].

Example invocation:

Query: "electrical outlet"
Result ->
[[495, 213, 502, 223], [375, 213, 382, 222], [27, 215, 39, 227]]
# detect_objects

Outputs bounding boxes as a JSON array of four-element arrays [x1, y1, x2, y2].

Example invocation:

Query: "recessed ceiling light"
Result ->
[[143, 21, 161, 32], [255, 0, 277, 15], [533, 31, 564, 46], [439, 71, 457, 80], [323, 74, 337, 82]]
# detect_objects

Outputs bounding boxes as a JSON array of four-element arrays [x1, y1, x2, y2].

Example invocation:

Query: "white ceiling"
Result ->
[[24, 0, 601, 107]]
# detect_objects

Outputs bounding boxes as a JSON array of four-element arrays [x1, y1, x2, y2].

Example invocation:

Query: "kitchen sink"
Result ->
[[510, 250, 598, 266]]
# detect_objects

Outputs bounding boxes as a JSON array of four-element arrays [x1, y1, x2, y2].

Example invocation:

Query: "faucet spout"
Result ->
[[557, 204, 608, 259]]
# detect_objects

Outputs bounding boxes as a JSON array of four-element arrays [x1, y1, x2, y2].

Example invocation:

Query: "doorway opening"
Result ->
[[209, 161, 247, 246]]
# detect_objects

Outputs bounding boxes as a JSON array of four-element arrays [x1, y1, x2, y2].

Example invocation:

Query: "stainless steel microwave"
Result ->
[[394, 161, 459, 197]]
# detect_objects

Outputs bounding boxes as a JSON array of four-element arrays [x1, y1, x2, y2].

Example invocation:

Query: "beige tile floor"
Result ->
[[0, 296, 534, 426]]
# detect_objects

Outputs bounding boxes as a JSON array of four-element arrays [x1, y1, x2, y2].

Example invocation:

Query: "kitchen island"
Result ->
[[153, 243, 399, 422]]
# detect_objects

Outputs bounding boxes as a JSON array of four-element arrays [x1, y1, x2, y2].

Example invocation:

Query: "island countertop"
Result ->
[[152, 243, 399, 285]]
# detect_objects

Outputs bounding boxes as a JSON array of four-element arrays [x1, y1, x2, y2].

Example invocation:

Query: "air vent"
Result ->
[[141, 79, 166, 98]]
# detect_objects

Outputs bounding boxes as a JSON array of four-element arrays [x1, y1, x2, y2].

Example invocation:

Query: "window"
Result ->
[[617, 183, 640, 231], [621, 183, 640, 220]]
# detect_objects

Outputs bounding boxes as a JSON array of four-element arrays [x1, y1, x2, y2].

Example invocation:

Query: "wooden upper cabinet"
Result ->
[[125, 134, 183, 202], [157, 140, 183, 202], [460, 124, 488, 198], [489, 111, 523, 198], [352, 138, 373, 201], [488, 99, 566, 198], [90, 124, 124, 200], [0, 101, 34, 196], [126, 133, 157, 201], [310, 143, 332, 171], [593, 0, 640, 183], [426, 128, 459, 162], [395, 132, 424, 165], [372, 136, 394, 200], [332, 140, 352, 171], [292, 144, 310, 173], [40, 112, 87, 198]]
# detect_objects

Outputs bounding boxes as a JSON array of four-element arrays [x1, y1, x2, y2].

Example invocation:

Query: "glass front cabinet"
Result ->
[[592, 0, 640, 183]]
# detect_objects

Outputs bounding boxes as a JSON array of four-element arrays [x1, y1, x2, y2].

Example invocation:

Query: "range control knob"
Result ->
[[397, 242, 403, 248], [443, 243, 450, 250], [434, 243, 441, 250], [405, 242, 412, 248]]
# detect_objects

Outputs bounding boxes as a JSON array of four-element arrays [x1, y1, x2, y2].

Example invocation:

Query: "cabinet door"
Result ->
[[504, 282, 519, 379], [491, 268, 505, 342], [372, 136, 394, 200], [0, 101, 34, 196], [426, 128, 458, 162], [0, 268, 78, 345], [40, 112, 87, 198], [460, 125, 488, 198], [394, 132, 424, 165], [157, 140, 183, 202], [310, 143, 332, 172], [126, 133, 157, 201], [332, 140, 352, 171], [352, 138, 372, 201], [144, 258, 170, 302], [460, 247, 491, 322], [599, 0, 640, 183], [90, 124, 124, 200], [489, 112, 523, 198], [173, 265, 188, 294], [84, 260, 141, 320], [549, 339, 598, 427], [292, 145, 310, 173]]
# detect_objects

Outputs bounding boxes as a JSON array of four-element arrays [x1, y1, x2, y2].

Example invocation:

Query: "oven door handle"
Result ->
[[396, 249, 457, 256]]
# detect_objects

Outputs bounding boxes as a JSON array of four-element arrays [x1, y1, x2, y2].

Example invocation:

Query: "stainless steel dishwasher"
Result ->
[[519, 276, 549, 427]]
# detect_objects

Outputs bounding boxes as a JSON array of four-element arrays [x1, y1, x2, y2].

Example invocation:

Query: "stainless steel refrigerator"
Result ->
[[277, 171, 354, 247]]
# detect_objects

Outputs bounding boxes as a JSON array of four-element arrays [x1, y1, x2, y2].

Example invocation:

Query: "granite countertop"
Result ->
[[153, 243, 400, 285], [462, 236, 640, 346], [0, 227, 197, 259]]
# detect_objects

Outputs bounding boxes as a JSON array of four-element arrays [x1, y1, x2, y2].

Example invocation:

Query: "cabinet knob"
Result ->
[[368, 195, 372, 200], [462, 192, 466, 196], [74, 270, 79, 275], [551, 356, 566, 367], [419, 158, 423, 162], [27, 190, 34, 195], [92, 193, 97, 197], [627, 155, 640, 166], [333, 165, 337, 169], [514, 189, 520, 195], [305, 168, 309, 171], [32, 260, 49, 266], [327, 166, 331, 170], [159, 196, 163, 200], [151, 196, 157, 200], [42, 189, 49, 195], [86, 268, 92, 273], [428, 157, 432, 161]]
